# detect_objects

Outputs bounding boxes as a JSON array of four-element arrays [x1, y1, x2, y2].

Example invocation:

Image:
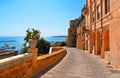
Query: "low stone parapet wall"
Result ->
[[0, 53, 34, 78], [34, 48, 67, 75], [0, 47, 67, 78]]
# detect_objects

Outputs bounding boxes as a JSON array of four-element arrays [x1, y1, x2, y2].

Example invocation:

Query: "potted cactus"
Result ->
[[24, 28, 40, 48]]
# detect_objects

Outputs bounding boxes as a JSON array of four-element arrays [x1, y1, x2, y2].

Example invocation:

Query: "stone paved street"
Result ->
[[34, 48, 120, 78]]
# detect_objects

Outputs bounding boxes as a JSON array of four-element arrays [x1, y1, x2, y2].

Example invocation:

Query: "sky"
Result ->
[[0, 0, 85, 37]]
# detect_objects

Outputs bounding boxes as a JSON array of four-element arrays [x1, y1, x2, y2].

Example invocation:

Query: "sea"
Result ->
[[0, 36, 67, 52]]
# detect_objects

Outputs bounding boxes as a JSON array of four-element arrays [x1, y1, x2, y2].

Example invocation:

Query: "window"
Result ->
[[97, 4, 101, 19], [92, 11, 95, 23], [105, 0, 110, 14]]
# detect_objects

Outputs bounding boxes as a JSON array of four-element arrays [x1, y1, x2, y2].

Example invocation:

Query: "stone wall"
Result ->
[[67, 19, 78, 47], [0, 53, 34, 78], [34, 48, 67, 76], [84, 0, 120, 70], [0, 47, 67, 78], [76, 17, 85, 50], [109, 0, 120, 69]]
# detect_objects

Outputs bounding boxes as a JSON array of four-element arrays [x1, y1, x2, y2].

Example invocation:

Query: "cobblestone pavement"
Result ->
[[34, 48, 120, 78]]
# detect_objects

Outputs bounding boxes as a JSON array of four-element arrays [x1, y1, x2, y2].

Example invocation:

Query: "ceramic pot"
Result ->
[[29, 39, 37, 48]]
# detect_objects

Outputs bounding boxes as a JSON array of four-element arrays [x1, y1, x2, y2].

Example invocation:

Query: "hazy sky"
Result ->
[[0, 0, 84, 37]]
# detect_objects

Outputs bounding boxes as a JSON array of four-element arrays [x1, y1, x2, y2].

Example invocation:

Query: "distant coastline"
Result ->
[[51, 36, 68, 37], [0, 40, 16, 42], [44, 36, 67, 44]]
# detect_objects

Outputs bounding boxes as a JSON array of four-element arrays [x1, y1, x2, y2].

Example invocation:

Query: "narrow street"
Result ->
[[34, 48, 120, 78]]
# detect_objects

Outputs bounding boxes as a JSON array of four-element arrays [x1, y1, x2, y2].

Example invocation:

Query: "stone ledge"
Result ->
[[0, 53, 33, 70], [38, 48, 66, 60]]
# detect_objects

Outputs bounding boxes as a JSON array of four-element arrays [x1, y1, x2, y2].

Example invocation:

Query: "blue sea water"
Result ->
[[0, 36, 67, 51], [0, 36, 24, 51]]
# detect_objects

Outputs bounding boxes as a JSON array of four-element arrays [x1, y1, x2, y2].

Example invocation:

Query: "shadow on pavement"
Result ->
[[32, 54, 66, 78]]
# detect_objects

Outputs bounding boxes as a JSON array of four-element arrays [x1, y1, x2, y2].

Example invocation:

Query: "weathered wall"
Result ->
[[0, 47, 67, 78], [76, 30, 85, 50], [85, 0, 120, 69], [76, 18, 85, 50], [0, 53, 34, 78], [67, 19, 78, 47], [34, 48, 67, 76], [109, 0, 120, 69]]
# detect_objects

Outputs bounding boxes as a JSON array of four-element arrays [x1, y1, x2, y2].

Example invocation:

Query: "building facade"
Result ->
[[67, 19, 78, 47], [76, 16, 85, 50], [83, 0, 120, 69], [109, 0, 120, 69]]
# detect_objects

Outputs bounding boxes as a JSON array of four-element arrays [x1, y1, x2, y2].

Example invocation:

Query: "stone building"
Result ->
[[109, 0, 120, 69], [83, 0, 120, 69], [76, 15, 85, 50], [67, 19, 78, 47]]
